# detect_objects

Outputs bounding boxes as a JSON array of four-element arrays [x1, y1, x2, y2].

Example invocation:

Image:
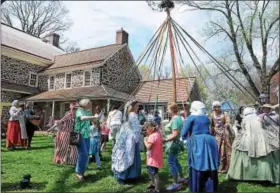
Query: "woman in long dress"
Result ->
[[227, 107, 279, 184], [112, 101, 142, 184], [6, 100, 27, 150], [210, 101, 233, 173], [51, 102, 79, 165], [181, 101, 219, 192]]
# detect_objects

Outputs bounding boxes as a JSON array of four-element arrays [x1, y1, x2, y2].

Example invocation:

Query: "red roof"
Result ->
[[135, 78, 196, 103], [45, 44, 124, 71]]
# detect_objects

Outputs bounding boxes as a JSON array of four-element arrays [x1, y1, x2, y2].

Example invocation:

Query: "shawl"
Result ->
[[232, 108, 279, 158], [111, 121, 136, 173]]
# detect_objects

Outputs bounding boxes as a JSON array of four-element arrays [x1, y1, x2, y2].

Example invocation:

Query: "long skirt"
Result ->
[[189, 167, 218, 192], [54, 131, 78, 165], [114, 142, 142, 180], [216, 135, 231, 172], [6, 120, 27, 148], [227, 149, 280, 184]]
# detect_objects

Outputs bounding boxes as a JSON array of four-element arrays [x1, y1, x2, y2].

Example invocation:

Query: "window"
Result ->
[[65, 73, 72, 88], [29, 72, 38, 87], [84, 71, 91, 86], [49, 76, 55, 90]]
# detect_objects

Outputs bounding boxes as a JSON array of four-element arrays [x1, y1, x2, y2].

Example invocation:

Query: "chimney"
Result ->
[[116, 28, 128, 45], [45, 33, 60, 47]]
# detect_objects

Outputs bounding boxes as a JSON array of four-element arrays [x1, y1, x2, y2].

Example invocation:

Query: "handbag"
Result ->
[[69, 116, 81, 146], [69, 131, 81, 146]]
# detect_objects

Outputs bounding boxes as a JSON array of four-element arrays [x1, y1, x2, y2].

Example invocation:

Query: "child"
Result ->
[[100, 120, 110, 152], [89, 120, 101, 170], [143, 121, 163, 193]]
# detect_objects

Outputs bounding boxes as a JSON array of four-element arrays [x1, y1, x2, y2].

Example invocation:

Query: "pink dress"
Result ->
[[146, 131, 163, 169]]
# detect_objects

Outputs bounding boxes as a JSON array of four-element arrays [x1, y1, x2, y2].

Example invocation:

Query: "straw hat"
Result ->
[[260, 104, 273, 109]]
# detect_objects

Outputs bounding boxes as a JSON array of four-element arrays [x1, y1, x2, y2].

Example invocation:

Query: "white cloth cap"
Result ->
[[190, 101, 206, 116], [243, 107, 256, 116], [212, 101, 221, 108], [11, 100, 18, 106]]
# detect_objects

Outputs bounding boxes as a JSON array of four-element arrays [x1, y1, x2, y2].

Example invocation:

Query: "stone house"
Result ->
[[1, 23, 65, 123], [135, 77, 201, 119], [22, 28, 141, 124], [1, 23, 141, 128]]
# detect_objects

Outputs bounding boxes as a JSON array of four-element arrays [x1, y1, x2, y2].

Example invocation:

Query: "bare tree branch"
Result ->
[[1, 1, 71, 37]]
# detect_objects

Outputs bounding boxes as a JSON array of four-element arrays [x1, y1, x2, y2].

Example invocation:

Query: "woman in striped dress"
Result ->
[[53, 102, 79, 165]]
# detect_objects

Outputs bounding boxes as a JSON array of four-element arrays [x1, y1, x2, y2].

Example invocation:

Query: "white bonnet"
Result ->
[[11, 100, 18, 106], [243, 107, 255, 116], [190, 101, 206, 115], [212, 101, 221, 108], [190, 101, 206, 113]]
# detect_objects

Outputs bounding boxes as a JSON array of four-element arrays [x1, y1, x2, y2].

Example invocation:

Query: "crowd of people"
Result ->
[[5, 98, 279, 192]]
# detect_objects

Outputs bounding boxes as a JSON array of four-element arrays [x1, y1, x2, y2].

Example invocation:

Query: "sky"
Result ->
[[62, 1, 231, 69]]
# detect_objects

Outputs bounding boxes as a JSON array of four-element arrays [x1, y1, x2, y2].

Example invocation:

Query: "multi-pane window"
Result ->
[[29, 72, 38, 87], [49, 76, 55, 90], [84, 71, 91, 86], [65, 74, 72, 88]]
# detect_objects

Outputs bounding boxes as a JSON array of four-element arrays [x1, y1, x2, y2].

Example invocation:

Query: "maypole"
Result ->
[[160, 0, 177, 103]]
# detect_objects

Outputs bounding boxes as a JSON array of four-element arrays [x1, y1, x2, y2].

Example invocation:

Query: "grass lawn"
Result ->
[[1, 134, 279, 192]]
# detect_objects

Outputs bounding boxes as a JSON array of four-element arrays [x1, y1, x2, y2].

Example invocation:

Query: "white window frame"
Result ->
[[64, 73, 72, 89], [49, 75, 55, 90], [83, 70, 92, 87], [29, 72, 38, 87]]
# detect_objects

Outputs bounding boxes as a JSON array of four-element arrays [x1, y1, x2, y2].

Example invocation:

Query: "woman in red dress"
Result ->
[[51, 102, 79, 165], [6, 100, 27, 150]]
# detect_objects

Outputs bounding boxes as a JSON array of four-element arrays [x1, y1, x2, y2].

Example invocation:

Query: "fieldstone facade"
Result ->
[[101, 46, 141, 93], [72, 70, 84, 88], [1, 56, 48, 89], [91, 68, 101, 85], [54, 73, 65, 90], [44, 45, 140, 93], [48, 68, 102, 90], [1, 56, 49, 121], [38, 75, 48, 91]]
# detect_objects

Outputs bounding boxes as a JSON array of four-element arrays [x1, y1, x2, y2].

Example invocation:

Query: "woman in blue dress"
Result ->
[[112, 101, 142, 184], [181, 101, 219, 192]]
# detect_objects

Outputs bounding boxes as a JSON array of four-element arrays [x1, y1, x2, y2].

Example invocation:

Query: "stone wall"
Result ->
[[72, 70, 84, 88], [38, 75, 48, 91], [91, 68, 101, 85], [101, 46, 141, 93], [48, 68, 101, 90], [1, 56, 48, 90], [54, 73, 65, 90]]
